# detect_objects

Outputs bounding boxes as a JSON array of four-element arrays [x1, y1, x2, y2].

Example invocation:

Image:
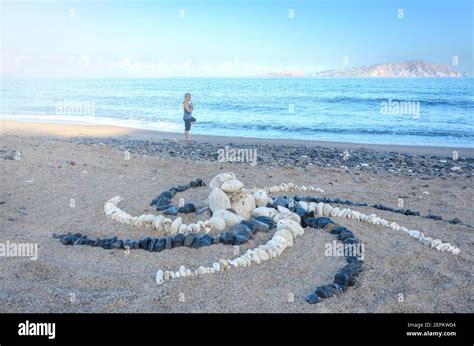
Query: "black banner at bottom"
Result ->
[[0, 313, 471, 345]]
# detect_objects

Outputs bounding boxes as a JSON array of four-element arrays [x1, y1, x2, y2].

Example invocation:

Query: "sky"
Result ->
[[1, 0, 472, 77]]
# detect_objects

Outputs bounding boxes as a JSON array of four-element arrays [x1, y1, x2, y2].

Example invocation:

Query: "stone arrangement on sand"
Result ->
[[54, 172, 462, 304]]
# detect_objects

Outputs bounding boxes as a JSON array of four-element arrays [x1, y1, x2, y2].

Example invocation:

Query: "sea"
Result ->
[[1, 77, 473, 148]]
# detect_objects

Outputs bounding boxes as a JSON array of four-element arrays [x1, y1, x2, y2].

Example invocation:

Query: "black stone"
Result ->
[[156, 204, 173, 211], [156, 197, 171, 207], [305, 217, 334, 229], [245, 219, 270, 233], [60, 235, 78, 245], [338, 230, 354, 241], [191, 237, 201, 249], [147, 238, 158, 252], [331, 226, 347, 235], [110, 240, 123, 249], [343, 237, 358, 244], [334, 273, 349, 287], [252, 216, 273, 228], [232, 233, 248, 245], [199, 234, 213, 247], [163, 207, 179, 215], [273, 197, 289, 208], [212, 236, 221, 244], [449, 218, 462, 224], [155, 238, 166, 252], [184, 233, 197, 247], [220, 232, 235, 245], [159, 191, 173, 199], [315, 285, 334, 299], [306, 293, 320, 304], [172, 233, 184, 247], [190, 180, 199, 187], [165, 237, 173, 250], [346, 256, 360, 263], [229, 224, 253, 239], [178, 203, 196, 213], [195, 178, 204, 186], [139, 237, 152, 250]]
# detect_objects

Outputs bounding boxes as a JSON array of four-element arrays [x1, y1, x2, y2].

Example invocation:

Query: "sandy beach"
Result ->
[[0, 120, 472, 313]]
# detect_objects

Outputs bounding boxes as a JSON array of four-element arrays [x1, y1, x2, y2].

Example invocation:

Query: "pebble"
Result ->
[[184, 233, 197, 247], [67, 137, 474, 178], [172, 233, 184, 247], [163, 207, 179, 215], [306, 293, 320, 304], [232, 233, 248, 245]]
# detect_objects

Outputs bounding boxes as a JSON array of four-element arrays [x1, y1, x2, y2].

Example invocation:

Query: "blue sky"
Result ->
[[1, 0, 472, 77]]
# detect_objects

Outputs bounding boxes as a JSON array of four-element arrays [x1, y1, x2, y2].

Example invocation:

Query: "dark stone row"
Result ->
[[290, 195, 463, 226], [52, 216, 272, 252], [302, 214, 364, 305], [150, 179, 205, 215]]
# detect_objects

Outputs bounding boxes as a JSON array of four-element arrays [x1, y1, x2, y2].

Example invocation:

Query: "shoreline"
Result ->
[[2, 119, 473, 158]]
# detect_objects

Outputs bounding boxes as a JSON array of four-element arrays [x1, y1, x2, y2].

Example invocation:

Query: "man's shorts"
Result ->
[[184, 117, 196, 131]]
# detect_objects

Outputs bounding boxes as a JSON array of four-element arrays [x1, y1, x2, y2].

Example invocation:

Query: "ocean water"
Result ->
[[1, 78, 473, 148]]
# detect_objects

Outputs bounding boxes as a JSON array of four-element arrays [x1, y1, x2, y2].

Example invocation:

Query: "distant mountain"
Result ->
[[257, 61, 466, 78], [257, 70, 306, 77]]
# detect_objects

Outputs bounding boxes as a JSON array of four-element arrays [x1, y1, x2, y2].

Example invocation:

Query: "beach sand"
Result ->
[[0, 120, 472, 313]]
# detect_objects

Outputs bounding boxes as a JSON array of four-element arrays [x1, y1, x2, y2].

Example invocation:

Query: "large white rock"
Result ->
[[220, 179, 244, 193], [208, 187, 231, 212], [212, 209, 243, 226], [156, 270, 164, 285], [209, 172, 236, 189], [209, 216, 226, 231], [252, 206, 278, 218], [169, 217, 182, 235], [253, 189, 269, 207], [277, 219, 304, 237], [230, 189, 256, 220], [273, 212, 301, 224]]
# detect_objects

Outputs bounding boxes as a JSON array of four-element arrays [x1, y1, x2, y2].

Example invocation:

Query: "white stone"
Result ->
[[277, 205, 291, 213], [253, 189, 269, 207], [220, 179, 245, 193], [209, 216, 226, 231], [209, 172, 236, 189], [169, 217, 182, 235], [155, 270, 164, 285], [162, 218, 172, 233], [230, 189, 256, 219], [208, 187, 231, 212], [298, 201, 309, 211], [273, 212, 301, 224], [212, 209, 243, 226], [179, 265, 186, 277], [252, 207, 278, 218], [197, 266, 207, 275]]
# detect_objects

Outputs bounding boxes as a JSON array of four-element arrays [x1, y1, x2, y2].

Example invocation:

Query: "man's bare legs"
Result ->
[[184, 130, 189, 144]]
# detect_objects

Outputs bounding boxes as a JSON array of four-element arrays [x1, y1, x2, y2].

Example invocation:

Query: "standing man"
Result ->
[[182, 93, 196, 144]]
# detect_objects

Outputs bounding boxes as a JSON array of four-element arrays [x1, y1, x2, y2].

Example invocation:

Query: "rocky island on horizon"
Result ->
[[257, 60, 467, 78]]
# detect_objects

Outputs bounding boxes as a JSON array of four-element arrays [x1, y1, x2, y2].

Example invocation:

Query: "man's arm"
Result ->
[[183, 101, 192, 113]]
